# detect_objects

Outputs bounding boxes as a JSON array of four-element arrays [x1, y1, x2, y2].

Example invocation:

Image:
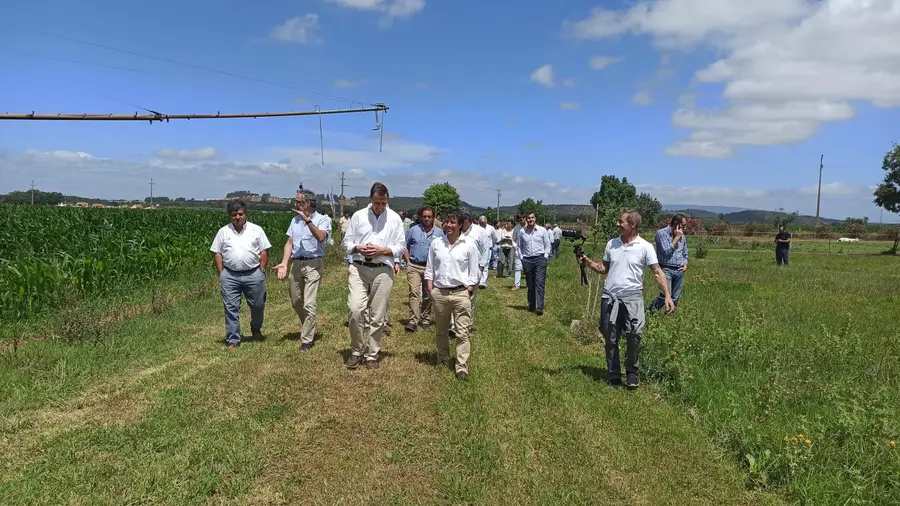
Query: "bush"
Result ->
[[815, 223, 832, 239], [743, 221, 760, 237], [847, 223, 867, 238], [708, 221, 729, 237], [694, 238, 709, 259]]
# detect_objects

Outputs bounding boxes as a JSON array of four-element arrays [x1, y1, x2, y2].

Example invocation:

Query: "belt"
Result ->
[[292, 255, 321, 261], [353, 260, 388, 268], [410, 260, 427, 267], [224, 266, 259, 274], [436, 285, 466, 291], [662, 264, 684, 269]]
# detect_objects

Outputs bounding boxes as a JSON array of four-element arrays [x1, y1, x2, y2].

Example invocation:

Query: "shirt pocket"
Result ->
[[300, 236, 319, 252]]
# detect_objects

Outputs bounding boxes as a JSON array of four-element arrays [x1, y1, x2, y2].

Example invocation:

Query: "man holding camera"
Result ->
[[578, 210, 674, 389], [649, 213, 688, 312]]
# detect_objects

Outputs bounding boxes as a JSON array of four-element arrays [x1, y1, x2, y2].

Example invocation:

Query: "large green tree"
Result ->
[[516, 198, 548, 224], [874, 142, 900, 254], [422, 182, 462, 218], [589, 175, 662, 242]]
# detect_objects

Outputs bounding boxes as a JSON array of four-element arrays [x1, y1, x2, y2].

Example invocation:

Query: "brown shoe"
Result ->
[[225, 343, 239, 351], [366, 359, 380, 370], [456, 371, 469, 381], [346, 355, 362, 369]]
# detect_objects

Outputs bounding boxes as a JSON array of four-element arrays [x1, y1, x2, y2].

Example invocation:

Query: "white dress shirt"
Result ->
[[484, 224, 497, 245], [424, 234, 480, 288], [342, 204, 406, 267], [516, 225, 552, 259], [552, 226, 563, 241], [463, 223, 492, 267], [210, 222, 272, 271]]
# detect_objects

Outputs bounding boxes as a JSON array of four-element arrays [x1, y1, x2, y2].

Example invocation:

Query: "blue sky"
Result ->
[[1, 0, 898, 221]]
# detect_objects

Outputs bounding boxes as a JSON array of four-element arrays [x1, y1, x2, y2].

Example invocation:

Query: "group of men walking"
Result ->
[[209, 183, 689, 387]]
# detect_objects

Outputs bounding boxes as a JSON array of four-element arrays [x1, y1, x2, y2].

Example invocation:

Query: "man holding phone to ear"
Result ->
[[650, 213, 688, 312]]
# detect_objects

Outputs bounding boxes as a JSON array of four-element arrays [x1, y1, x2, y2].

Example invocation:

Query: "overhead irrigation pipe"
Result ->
[[0, 104, 389, 124]]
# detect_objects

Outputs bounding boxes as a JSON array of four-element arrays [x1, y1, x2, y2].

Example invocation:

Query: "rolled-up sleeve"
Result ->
[[542, 229, 551, 258], [342, 214, 357, 256]]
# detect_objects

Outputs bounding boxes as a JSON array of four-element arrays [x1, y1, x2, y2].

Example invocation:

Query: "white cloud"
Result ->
[[333, 79, 360, 88], [155, 147, 217, 161], [560, 102, 581, 111], [25, 149, 97, 161], [589, 56, 623, 70], [565, 0, 900, 158], [270, 14, 322, 44], [326, 0, 425, 25], [530, 64, 555, 87], [632, 91, 653, 105]]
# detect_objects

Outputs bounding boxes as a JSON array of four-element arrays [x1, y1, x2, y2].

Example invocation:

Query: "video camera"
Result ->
[[568, 231, 589, 286]]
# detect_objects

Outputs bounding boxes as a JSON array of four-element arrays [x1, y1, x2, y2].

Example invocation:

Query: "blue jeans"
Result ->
[[490, 245, 500, 269], [650, 266, 685, 311], [220, 267, 267, 345], [776, 247, 790, 266]]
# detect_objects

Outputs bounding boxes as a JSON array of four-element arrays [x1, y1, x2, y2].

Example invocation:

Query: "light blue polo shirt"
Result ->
[[286, 212, 332, 259]]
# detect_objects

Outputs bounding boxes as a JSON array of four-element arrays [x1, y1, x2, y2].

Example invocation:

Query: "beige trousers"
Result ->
[[348, 263, 394, 361], [432, 287, 472, 374], [406, 262, 432, 325], [451, 266, 482, 333], [288, 257, 323, 344]]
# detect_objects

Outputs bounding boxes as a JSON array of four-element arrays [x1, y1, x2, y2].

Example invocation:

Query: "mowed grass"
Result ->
[[0, 245, 779, 505], [6, 243, 894, 504]]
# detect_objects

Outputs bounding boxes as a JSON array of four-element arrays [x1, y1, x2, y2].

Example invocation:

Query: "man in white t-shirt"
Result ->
[[210, 199, 273, 350], [478, 215, 496, 288], [579, 209, 674, 389]]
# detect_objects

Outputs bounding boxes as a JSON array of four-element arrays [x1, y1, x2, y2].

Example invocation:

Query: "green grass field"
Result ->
[[1, 218, 898, 504]]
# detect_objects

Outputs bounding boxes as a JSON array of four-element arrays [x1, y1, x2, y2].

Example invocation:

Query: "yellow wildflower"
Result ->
[[805, 439, 812, 445], [891, 440, 896, 448]]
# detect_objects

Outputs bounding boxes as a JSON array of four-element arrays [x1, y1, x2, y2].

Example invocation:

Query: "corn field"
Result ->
[[0, 205, 292, 324]]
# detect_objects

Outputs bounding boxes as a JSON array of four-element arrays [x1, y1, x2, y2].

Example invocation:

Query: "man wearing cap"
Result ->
[[274, 189, 331, 352]]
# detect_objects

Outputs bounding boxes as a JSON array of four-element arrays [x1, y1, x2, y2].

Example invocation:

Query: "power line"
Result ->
[[815, 154, 824, 227], [20, 29, 376, 106], [0, 49, 163, 76], [0, 104, 388, 123]]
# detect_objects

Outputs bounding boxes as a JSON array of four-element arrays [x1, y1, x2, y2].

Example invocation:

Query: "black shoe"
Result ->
[[607, 378, 622, 388], [535, 310, 543, 316], [456, 371, 469, 381], [405, 322, 417, 332], [346, 355, 362, 369], [300, 343, 312, 352], [626, 373, 640, 389], [366, 359, 380, 370]]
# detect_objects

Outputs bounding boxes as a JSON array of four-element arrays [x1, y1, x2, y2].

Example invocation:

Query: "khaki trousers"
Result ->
[[348, 263, 394, 361], [451, 266, 482, 334], [289, 257, 324, 344], [406, 262, 432, 325], [432, 287, 472, 374]]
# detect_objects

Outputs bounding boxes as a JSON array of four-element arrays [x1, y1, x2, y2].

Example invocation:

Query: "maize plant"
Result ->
[[1, 205, 291, 324]]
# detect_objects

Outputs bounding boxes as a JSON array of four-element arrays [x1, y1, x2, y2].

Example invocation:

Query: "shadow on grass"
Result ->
[[506, 305, 531, 311], [280, 332, 323, 343], [577, 365, 610, 383], [334, 348, 396, 361]]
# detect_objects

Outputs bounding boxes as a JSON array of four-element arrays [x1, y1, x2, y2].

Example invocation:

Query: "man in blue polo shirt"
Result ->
[[274, 189, 332, 351], [650, 213, 688, 312], [403, 206, 444, 332]]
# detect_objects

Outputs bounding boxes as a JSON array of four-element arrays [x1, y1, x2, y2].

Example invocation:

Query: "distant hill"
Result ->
[[663, 204, 750, 214], [670, 208, 842, 226]]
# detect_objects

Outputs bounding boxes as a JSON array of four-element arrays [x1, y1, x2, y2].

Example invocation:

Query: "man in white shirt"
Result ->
[[478, 215, 497, 289], [551, 223, 563, 258], [341, 182, 405, 369], [460, 214, 492, 330], [579, 209, 674, 389], [425, 209, 479, 381], [274, 189, 332, 352], [516, 212, 552, 315], [339, 212, 350, 241], [511, 215, 526, 290], [210, 199, 272, 350]]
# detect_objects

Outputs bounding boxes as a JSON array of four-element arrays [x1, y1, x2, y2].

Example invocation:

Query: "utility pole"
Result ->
[[30, 180, 35, 205], [149, 178, 155, 207], [339, 172, 347, 218], [815, 154, 824, 227], [495, 189, 502, 222]]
